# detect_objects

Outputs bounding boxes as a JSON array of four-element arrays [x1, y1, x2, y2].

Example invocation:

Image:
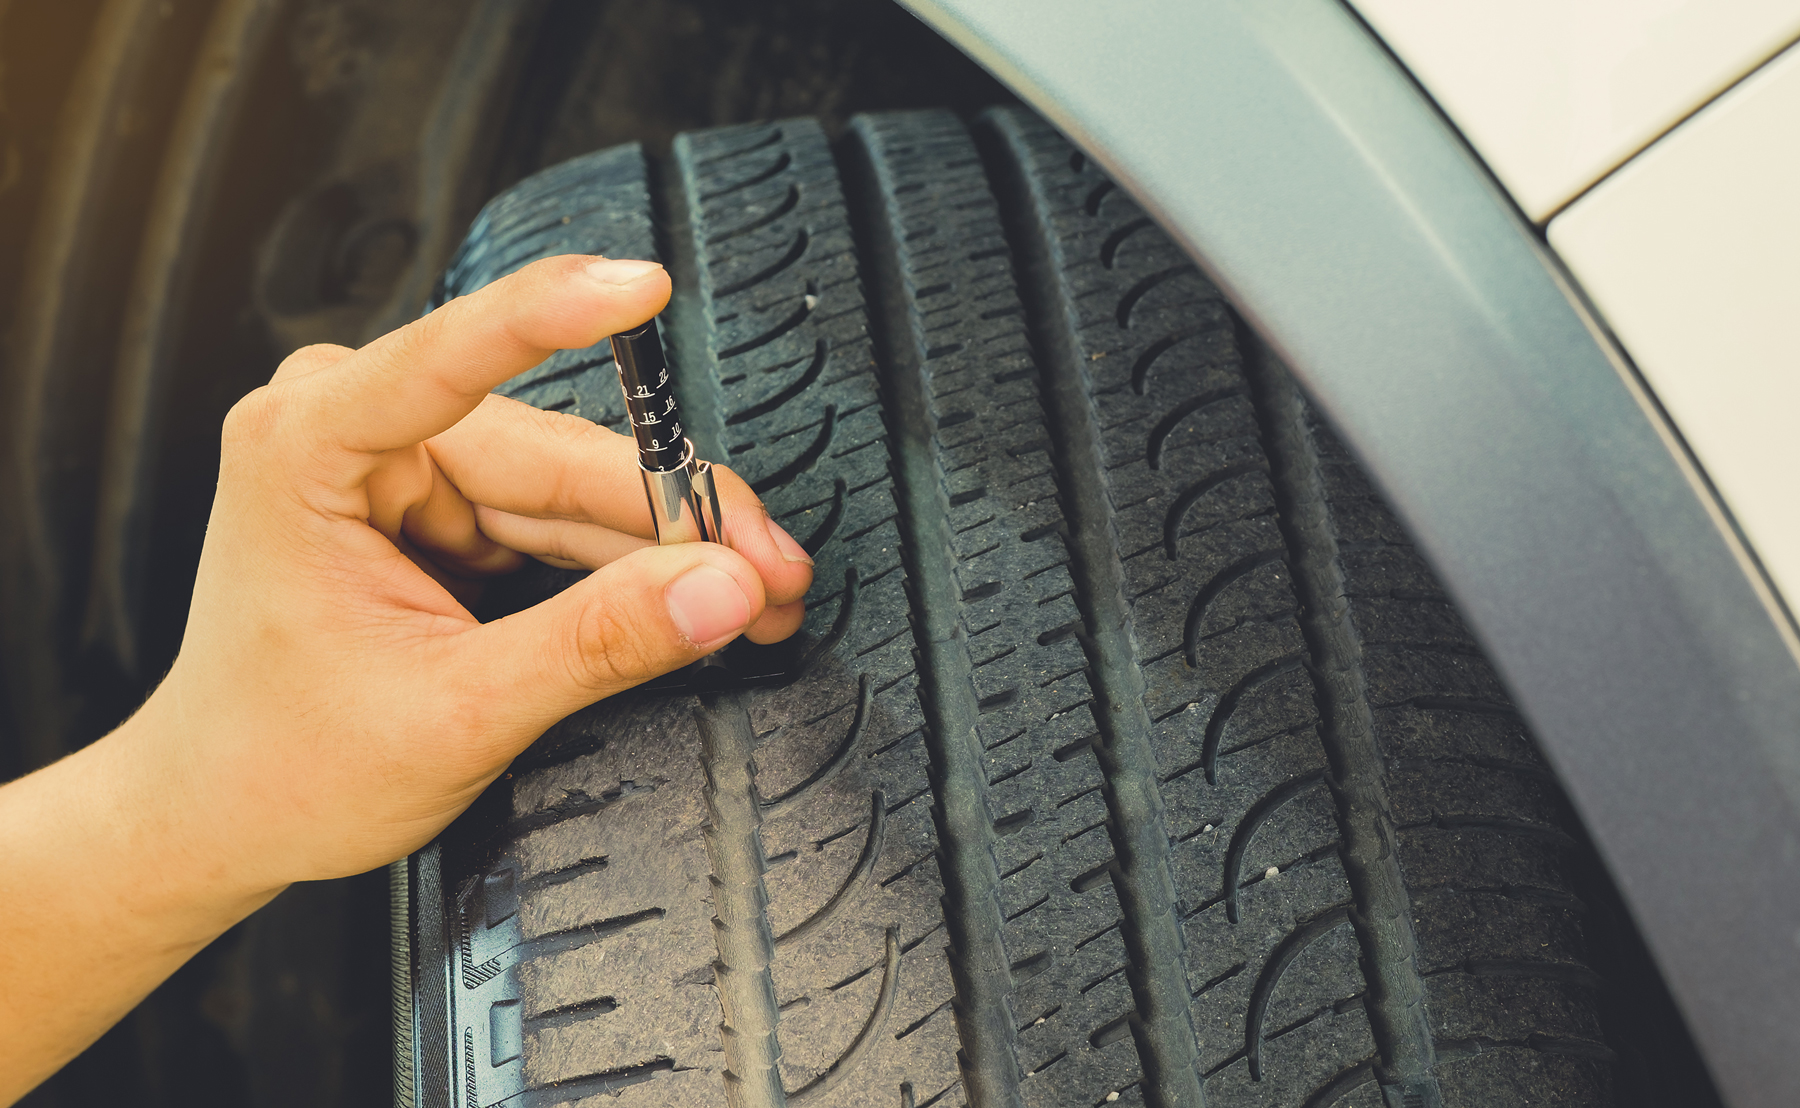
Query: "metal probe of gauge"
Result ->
[[610, 319, 722, 547], [608, 316, 800, 693]]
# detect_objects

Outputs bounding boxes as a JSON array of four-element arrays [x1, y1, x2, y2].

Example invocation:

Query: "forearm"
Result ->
[[0, 710, 281, 1104]]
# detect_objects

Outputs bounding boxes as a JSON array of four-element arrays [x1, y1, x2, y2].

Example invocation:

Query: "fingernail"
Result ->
[[765, 514, 813, 565], [666, 564, 753, 646], [585, 257, 664, 285]]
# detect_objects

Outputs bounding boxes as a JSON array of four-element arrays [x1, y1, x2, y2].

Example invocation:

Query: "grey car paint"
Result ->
[[897, 1, 1800, 1105]]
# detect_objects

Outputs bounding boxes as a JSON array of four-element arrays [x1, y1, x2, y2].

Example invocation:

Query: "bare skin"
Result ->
[[0, 255, 812, 1103]]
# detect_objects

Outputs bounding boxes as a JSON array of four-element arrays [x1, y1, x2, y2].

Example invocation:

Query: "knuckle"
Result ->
[[389, 311, 444, 363], [221, 387, 285, 452], [535, 405, 589, 447], [544, 526, 577, 567], [278, 342, 353, 375]]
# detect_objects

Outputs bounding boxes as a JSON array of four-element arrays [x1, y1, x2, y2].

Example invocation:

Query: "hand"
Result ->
[[0, 254, 813, 1102], [155, 252, 812, 884]]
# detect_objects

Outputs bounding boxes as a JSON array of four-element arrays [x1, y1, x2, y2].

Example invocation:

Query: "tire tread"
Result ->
[[409, 107, 1615, 1108]]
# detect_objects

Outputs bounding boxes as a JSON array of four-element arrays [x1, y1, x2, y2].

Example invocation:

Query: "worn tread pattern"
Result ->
[[408, 109, 1613, 1108], [977, 108, 1364, 1108], [976, 106, 1610, 1108], [675, 118, 962, 1108], [846, 109, 1184, 1108]]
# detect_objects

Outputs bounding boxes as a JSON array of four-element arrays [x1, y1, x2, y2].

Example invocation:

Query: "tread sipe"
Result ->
[[398, 108, 1614, 1108]]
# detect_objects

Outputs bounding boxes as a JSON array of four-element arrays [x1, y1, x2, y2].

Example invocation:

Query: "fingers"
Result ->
[[716, 476, 815, 609], [745, 599, 806, 645], [428, 396, 651, 531], [473, 506, 651, 570], [428, 395, 814, 606], [268, 255, 669, 488], [268, 343, 353, 384], [402, 465, 526, 578], [460, 543, 767, 728]]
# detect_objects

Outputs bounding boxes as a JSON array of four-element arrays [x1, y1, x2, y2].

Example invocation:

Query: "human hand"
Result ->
[[126, 253, 813, 894]]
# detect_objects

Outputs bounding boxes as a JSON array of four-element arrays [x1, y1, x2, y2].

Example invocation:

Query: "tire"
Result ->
[[397, 108, 1614, 1108]]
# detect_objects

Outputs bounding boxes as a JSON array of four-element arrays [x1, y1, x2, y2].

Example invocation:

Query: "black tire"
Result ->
[[397, 109, 1614, 1108]]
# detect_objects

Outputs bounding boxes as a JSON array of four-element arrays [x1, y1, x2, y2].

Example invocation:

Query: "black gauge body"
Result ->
[[609, 320, 686, 472]]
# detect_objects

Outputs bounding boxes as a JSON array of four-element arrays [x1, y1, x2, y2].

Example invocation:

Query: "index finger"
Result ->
[[428, 395, 816, 608], [285, 254, 669, 485]]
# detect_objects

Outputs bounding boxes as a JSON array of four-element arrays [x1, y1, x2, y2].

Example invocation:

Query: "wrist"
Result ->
[[79, 696, 287, 946]]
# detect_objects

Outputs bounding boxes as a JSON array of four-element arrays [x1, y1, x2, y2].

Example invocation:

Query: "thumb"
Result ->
[[460, 543, 767, 734]]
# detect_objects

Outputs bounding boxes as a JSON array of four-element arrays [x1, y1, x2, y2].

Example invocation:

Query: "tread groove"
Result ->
[[1145, 388, 1244, 470], [1181, 549, 1287, 665], [1245, 343, 1444, 1106], [786, 929, 902, 1103], [843, 114, 1025, 1108], [763, 674, 873, 813], [1244, 905, 1354, 1081], [978, 111, 1205, 1108], [728, 338, 830, 425], [716, 229, 812, 298], [657, 139, 729, 460], [772, 790, 886, 946], [1164, 463, 1268, 558], [1222, 769, 1331, 923], [1183, 654, 1304, 787], [748, 406, 837, 494], [696, 691, 787, 1107]]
